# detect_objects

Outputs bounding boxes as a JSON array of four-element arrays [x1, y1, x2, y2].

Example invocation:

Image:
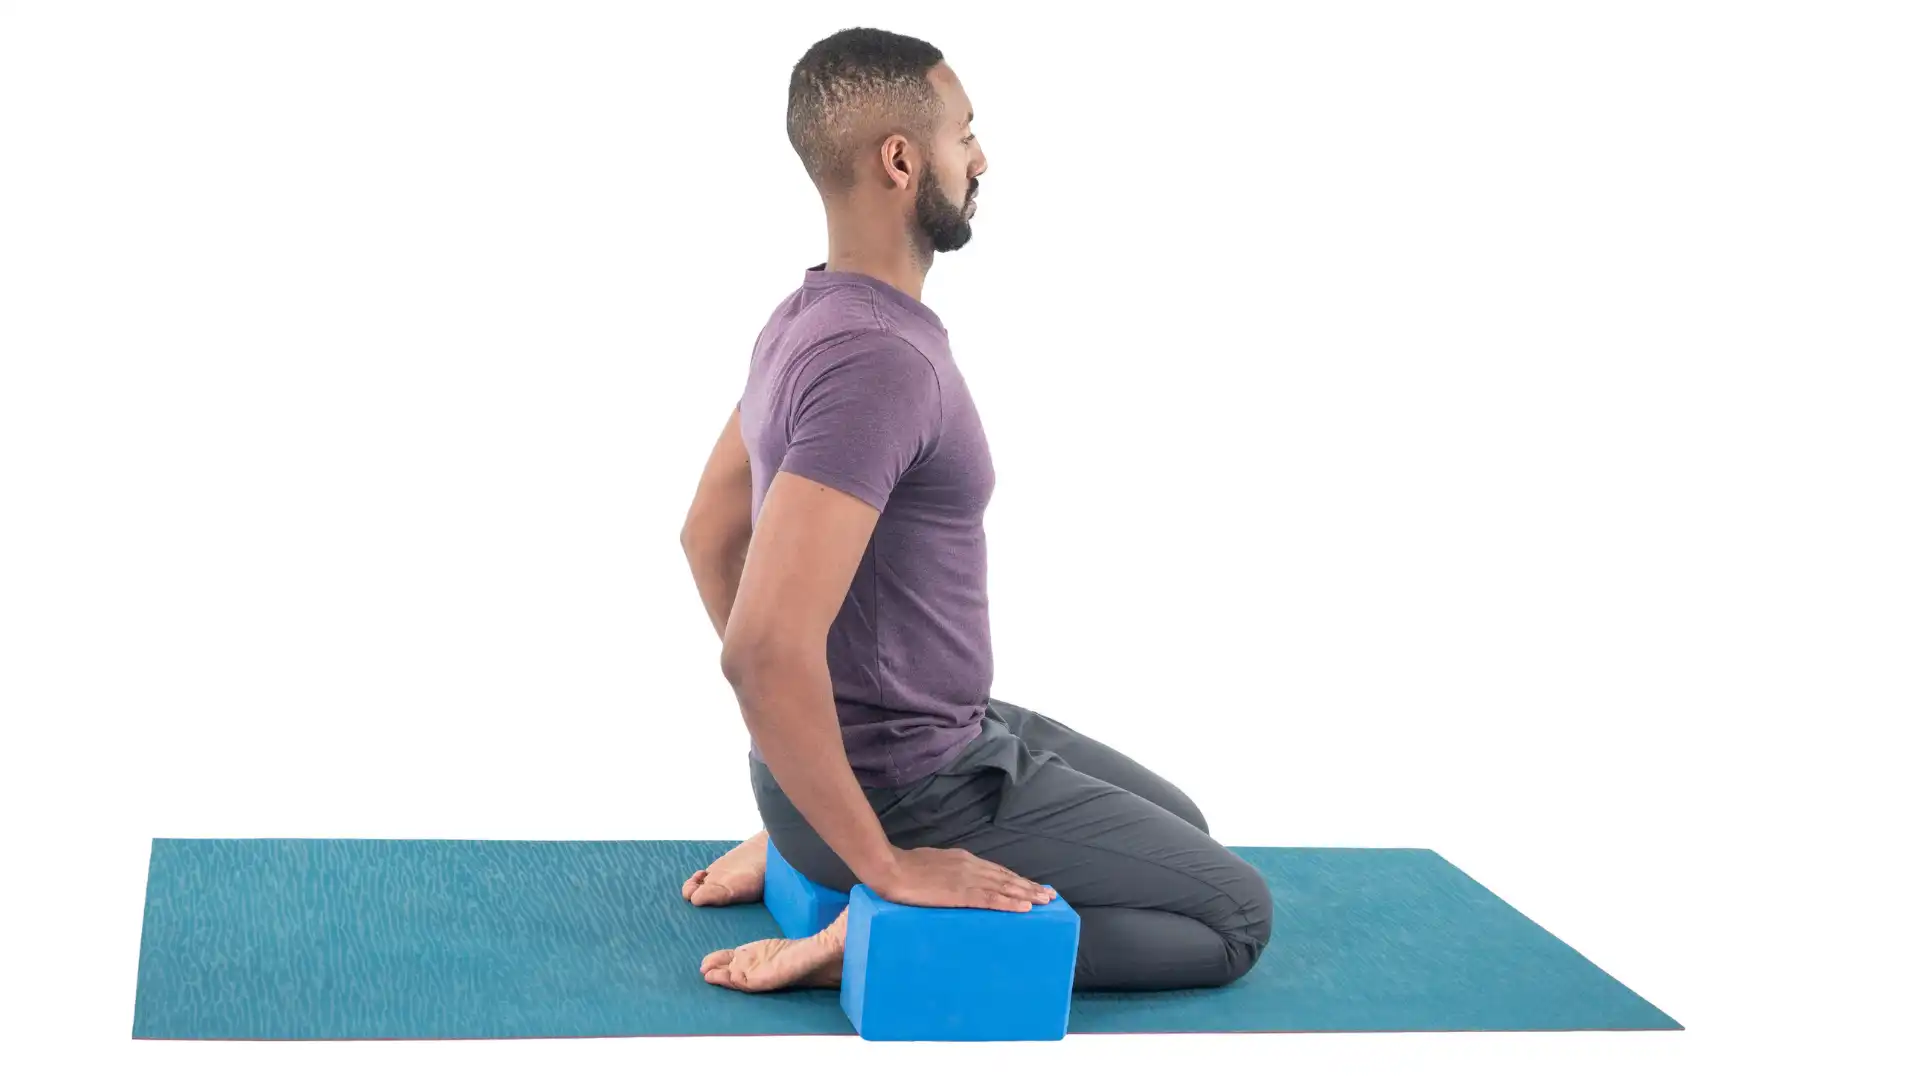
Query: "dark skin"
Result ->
[[679, 62, 1050, 992], [819, 60, 988, 298]]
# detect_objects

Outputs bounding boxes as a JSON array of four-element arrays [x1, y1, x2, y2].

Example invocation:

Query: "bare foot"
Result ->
[[683, 830, 768, 907], [701, 909, 847, 992]]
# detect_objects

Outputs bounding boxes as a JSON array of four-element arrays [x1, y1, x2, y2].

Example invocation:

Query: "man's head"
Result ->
[[787, 28, 986, 255]]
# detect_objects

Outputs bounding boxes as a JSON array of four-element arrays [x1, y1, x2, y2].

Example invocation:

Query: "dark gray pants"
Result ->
[[749, 699, 1273, 991]]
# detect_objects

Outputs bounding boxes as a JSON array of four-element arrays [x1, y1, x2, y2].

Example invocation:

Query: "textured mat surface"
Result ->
[[132, 839, 1678, 1038]]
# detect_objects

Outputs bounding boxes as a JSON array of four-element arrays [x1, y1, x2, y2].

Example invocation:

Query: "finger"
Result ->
[[999, 879, 1044, 901], [977, 859, 1043, 892], [966, 853, 1020, 878], [968, 887, 1032, 913], [999, 881, 1050, 907], [988, 866, 1050, 899], [971, 862, 1025, 890], [975, 868, 1050, 904], [1002, 870, 1048, 894]]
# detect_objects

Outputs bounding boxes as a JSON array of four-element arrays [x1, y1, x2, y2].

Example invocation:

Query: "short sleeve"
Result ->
[[780, 333, 942, 512]]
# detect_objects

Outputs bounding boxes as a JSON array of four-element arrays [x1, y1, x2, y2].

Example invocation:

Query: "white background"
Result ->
[[3, 1, 1915, 1076]]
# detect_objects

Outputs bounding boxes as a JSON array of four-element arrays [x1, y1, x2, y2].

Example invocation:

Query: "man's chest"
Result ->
[[901, 365, 995, 520]]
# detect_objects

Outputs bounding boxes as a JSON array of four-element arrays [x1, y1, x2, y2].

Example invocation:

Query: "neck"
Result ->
[[820, 196, 932, 301]]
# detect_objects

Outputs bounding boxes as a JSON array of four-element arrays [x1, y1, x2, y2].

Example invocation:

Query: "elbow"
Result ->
[[719, 628, 805, 694], [681, 523, 721, 572], [681, 510, 745, 564], [718, 633, 764, 692], [680, 497, 717, 555]]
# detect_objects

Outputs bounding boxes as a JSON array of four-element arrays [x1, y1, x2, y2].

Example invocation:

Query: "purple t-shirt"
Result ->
[[737, 265, 995, 788]]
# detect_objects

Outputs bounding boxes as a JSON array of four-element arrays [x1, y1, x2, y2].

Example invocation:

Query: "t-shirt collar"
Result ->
[[804, 263, 946, 335]]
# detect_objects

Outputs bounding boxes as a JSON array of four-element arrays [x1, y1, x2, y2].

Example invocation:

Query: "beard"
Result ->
[[914, 159, 976, 254]]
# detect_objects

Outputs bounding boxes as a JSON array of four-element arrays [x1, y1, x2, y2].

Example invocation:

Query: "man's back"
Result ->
[[737, 265, 996, 788]]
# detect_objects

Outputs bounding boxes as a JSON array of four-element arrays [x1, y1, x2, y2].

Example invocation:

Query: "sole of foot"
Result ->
[[701, 915, 847, 992]]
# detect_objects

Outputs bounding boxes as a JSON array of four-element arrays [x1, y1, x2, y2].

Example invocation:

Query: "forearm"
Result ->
[[685, 535, 749, 640], [722, 645, 898, 885]]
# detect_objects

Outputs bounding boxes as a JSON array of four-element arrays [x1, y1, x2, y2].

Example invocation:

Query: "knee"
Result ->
[[1175, 795, 1211, 836], [1216, 857, 1274, 984]]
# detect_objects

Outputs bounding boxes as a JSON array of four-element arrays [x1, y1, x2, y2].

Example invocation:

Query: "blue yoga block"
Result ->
[[840, 884, 1080, 1042], [761, 840, 849, 939]]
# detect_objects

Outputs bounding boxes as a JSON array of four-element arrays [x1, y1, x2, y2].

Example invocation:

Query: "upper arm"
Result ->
[[722, 471, 881, 674], [682, 407, 751, 546], [778, 334, 942, 513], [722, 335, 942, 667]]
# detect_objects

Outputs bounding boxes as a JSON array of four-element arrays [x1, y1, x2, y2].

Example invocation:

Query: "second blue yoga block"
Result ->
[[762, 839, 849, 939], [840, 884, 1080, 1042]]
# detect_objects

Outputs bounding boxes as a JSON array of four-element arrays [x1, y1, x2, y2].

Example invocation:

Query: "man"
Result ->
[[677, 27, 1273, 993]]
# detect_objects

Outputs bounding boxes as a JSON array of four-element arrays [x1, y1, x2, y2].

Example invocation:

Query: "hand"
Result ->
[[867, 846, 1057, 912]]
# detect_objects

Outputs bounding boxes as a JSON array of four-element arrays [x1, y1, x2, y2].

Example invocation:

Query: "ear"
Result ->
[[880, 133, 916, 191]]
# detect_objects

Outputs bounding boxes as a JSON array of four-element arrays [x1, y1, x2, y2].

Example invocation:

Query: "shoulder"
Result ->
[[797, 329, 939, 398]]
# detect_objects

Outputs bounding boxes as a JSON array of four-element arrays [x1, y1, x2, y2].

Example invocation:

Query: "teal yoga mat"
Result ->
[[132, 839, 1679, 1038]]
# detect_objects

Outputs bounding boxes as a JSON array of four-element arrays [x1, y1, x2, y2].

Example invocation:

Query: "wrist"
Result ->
[[852, 844, 904, 890]]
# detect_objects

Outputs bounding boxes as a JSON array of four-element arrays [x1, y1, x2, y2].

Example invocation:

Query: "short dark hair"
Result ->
[[787, 28, 946, 194]]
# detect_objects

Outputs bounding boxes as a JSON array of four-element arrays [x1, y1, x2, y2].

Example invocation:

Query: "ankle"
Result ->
[[816, 908, 850, 950]]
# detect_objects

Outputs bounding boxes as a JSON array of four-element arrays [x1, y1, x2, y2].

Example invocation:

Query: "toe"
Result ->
[[690, 880, 734, 906], [730, 957, 765, 992], [700, 948, 732, 975], [682, 869, 707, 901]]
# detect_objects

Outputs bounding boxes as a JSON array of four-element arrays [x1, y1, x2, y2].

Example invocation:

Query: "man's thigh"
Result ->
[[752, 735, 1242, 926], [916, 751, 1265, 944], [987, 698, 1209, 834]]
